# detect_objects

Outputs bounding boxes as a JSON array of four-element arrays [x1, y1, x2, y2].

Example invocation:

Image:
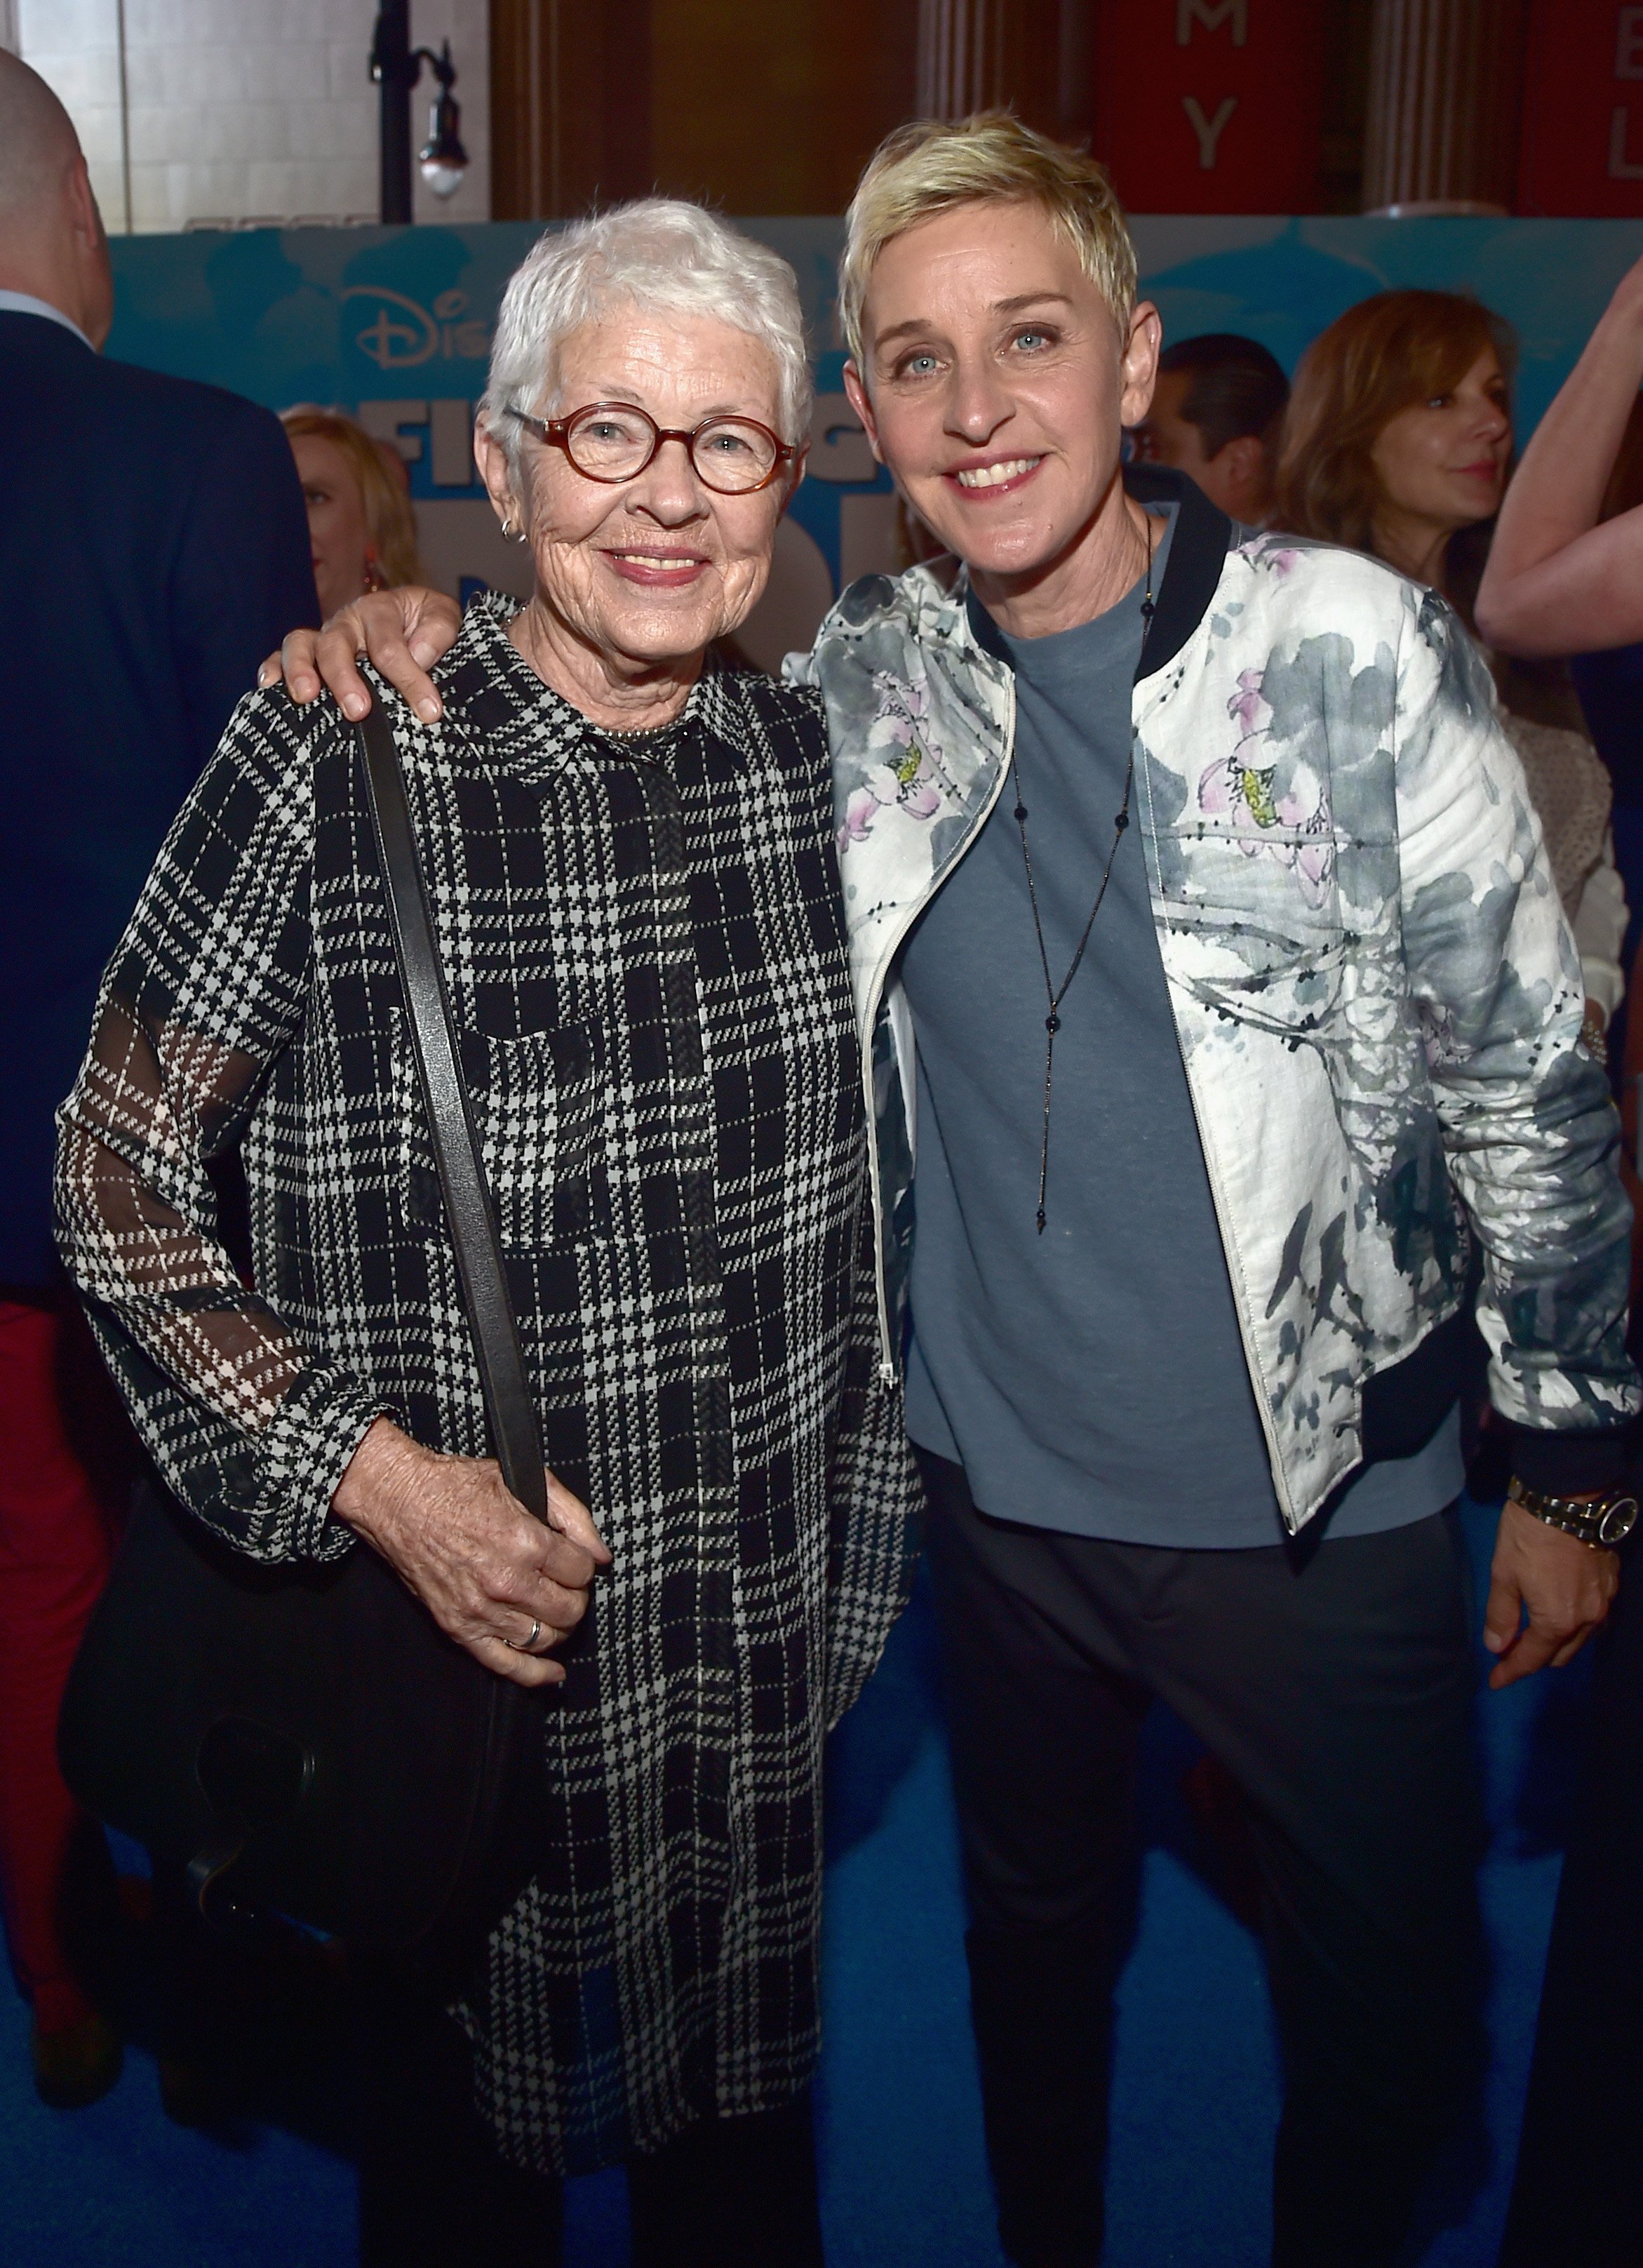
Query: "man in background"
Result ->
[[0, 51, 316, 2107], [1129, 331, 1287, 526]]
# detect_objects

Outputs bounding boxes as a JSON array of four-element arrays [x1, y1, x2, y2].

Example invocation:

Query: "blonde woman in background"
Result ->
[[1276, 290, 1628, 1057], [281, 407, 424, 618]]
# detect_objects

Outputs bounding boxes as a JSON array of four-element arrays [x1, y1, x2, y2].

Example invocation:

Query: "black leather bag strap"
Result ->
[[355, 701, 549, 1526]]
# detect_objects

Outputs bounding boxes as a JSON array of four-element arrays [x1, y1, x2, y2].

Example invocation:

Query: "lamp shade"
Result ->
[[419, 84, 468, 198]]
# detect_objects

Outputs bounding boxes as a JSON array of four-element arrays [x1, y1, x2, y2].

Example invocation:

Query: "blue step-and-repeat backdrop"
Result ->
[[107, 215, 1643, 670]]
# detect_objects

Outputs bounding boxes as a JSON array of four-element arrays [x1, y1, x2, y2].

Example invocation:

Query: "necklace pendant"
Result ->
[[1045, 1013, 1060, 1034], [1035, 1206, 1047, 1235]]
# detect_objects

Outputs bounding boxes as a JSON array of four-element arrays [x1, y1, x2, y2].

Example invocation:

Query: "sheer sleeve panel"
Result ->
[[55, 695, 383, 1562]]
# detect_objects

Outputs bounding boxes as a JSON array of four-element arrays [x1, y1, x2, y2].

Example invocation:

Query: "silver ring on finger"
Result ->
[[504, 1617, 543, 1654]]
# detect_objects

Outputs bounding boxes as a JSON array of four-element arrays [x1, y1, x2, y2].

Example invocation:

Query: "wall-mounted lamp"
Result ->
[[417, 54, 468, 199], [370, 3, 470, 224]]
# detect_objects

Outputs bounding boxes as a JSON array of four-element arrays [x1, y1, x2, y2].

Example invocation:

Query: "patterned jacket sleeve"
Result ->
[[823, 1196, 924, 1728], [1395, 594, 1639, 1483], [54, 691, 384, 1561]]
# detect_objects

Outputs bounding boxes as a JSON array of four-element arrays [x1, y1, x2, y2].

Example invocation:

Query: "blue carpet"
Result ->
[[0, 1493, 1580, 2264]]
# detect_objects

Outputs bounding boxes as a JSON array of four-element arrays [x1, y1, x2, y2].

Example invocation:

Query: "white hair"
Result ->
[[479, 199, 813, 488]]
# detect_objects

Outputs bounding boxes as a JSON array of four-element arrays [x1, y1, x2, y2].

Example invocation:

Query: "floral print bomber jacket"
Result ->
[[787, 470, 1638, 1532]]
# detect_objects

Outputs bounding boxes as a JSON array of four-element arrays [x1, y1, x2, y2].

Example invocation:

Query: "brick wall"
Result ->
[[17, 0, 490, 231]]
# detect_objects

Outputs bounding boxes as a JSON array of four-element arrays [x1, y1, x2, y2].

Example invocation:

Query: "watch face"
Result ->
[[1598, 1496, 1639, 1546]]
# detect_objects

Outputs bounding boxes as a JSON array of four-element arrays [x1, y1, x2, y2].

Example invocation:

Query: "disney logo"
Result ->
[[344, 286, 491, 371]]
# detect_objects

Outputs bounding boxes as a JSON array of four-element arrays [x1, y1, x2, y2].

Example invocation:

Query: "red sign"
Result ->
[[1519, 1, 1643, 215], [1089, 0, 1325, 215]]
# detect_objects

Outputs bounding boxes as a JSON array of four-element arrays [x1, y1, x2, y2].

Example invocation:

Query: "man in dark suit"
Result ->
[[0, 51, 316, 2107]]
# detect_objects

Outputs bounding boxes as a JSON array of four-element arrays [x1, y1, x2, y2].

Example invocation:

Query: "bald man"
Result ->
[[0, 53, 316, 2109]]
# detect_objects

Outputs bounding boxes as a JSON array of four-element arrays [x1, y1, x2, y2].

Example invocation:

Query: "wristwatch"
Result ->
[[1507, 1475, 1639, 1549]]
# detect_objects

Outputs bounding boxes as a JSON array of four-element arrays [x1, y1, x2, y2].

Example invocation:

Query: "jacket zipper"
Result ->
[[859, 669, 1019, 1382], [1129, 667, 1303, 1530]]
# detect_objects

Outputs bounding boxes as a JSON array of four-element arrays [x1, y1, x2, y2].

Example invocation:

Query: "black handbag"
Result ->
[[59, 702, 553, 1957]]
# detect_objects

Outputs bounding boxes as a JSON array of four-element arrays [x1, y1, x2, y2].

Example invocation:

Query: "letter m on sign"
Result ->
[[1177, 0, 1248, 41], [1096, 0, 1321, 211]]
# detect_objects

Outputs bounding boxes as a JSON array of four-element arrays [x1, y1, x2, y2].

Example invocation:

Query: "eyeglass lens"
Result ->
[[565, 406, 779, 491]]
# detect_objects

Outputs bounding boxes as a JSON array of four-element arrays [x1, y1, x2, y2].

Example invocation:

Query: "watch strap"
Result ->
[[1507, 1474, 1639, 1549]]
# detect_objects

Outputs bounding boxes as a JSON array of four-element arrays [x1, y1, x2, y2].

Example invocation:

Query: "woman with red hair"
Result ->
[[1277, 291, 1626, 1055]]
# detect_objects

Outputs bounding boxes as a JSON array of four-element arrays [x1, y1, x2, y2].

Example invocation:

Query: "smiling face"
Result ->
[[1369, 347, 1512, 549], [842, 199, 1160, 618], [475, 305, 797, 693]]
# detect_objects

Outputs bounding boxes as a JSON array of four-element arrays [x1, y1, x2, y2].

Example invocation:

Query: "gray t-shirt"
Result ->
[[900, 509, 1462, 1545]]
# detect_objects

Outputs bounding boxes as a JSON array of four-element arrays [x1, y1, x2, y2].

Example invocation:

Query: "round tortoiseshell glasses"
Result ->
[[505, 401, 800, 495]]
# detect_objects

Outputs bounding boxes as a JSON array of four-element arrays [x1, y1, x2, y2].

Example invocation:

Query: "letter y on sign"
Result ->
[[1183, 95, 1238, 167]]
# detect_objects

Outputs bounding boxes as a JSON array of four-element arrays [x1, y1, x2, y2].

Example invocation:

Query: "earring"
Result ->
[[502, 515, 525, 542], [363, 546, 386, 594]]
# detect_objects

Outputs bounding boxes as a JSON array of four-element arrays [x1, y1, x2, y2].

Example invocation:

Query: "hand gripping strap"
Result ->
[[356, 702, 549, 1526]]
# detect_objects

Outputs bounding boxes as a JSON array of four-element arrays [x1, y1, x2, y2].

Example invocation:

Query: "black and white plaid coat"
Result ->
[[56, 593, 921, 2174]]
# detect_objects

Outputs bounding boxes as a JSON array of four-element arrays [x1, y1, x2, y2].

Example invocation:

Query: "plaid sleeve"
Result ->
[[55, 691, 383, 1561], [823, 1202, 924, 1728]]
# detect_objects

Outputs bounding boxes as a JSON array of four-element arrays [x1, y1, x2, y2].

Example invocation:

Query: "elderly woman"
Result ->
[[56, 201, 918, 2266]]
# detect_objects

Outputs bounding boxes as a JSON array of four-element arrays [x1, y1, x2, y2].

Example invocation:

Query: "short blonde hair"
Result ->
[[279, 407, 425, 589], [840, 112, 1137, 368]]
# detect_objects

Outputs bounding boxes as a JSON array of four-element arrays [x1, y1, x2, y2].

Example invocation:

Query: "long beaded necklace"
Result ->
[[1010, 513, 1158, 1234]]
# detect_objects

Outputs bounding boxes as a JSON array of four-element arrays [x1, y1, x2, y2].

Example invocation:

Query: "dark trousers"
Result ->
[[356, 1975, 824, 2268], [1497, 1526, 1643, 2268], [920, 1452, 1487, 2268]]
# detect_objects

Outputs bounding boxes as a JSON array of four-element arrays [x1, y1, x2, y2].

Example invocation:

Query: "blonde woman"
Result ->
[[279, 116, 1637, 2268], [281, 407, 424, 617]]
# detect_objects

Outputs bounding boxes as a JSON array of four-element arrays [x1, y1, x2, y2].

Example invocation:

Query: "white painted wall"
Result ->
[[17, 0, 489, 232]]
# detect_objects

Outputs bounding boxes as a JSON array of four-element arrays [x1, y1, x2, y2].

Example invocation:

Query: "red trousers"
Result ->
[[0, 1299, 118, 2032]]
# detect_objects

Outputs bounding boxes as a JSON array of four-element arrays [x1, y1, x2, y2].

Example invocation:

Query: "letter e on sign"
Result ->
[[1618, 6, 1643, 78]]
